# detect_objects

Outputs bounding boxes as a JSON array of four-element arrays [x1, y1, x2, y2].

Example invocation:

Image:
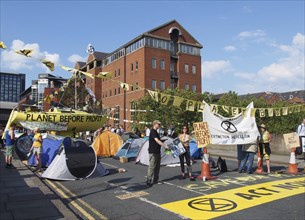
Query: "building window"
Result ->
[[152, 58, 157, 69], [160, 80, 165, 91], [184, 83, 189, 90], [109, 90, 112, 96], [185, 64, 189, 73], [118, 68, 120, 76], [160, 59, 165, 70], [115, 70, 117, 77], [135, 61, 139, 70], [118, 87, 121, 94], [152, 80, 157, 90], [114, 88, 117, 95], [131, 63, 134, 72], [192, 84, 196, 92], [192, 65, 196, 74]]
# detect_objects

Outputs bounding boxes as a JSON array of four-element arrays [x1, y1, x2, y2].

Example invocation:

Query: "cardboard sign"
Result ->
[[283, 132, 299, 149], [193, 122, 211, 148]]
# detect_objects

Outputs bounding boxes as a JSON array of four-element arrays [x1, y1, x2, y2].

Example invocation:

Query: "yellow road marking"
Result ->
[[161, 177, 305, 219], [46, 179, 108, 220]]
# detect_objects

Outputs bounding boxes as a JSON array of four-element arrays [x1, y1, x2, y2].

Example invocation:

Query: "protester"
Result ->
[[259, 124, 272, 174], [237, 144, 246, 169], [134, 127, 142, 137], [0, 126, 4, 149], [29, 127, 43, 172], [178, 126, 195, 181], [238, 141, 258, 174], [5, 123, 16, 168], [297, 118, 305, 160], [146, 120, 169, 187], [145, 126, 150, 137]]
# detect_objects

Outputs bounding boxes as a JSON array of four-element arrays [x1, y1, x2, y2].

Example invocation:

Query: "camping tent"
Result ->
[[92, 131, 123, 157], [114, 138, 146, 160], [28, 137, 63, 167], [136, 136, 180, 165], [42, 137, 108, 180], [189, 138, 202, 159]]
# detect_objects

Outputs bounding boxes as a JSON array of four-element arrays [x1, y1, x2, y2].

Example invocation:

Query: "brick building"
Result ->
[[76, 20, 203, 130]]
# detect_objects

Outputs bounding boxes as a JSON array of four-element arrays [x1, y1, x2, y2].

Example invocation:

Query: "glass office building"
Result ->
[[0, 72, 26, 102]]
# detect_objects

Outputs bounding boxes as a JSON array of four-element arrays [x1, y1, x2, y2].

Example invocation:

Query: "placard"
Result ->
[[283, 132, 299, 149], [193, 122, 211, 148]]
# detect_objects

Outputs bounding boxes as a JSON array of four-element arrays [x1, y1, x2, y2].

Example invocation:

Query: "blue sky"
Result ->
[[1, 0, 304, 95]]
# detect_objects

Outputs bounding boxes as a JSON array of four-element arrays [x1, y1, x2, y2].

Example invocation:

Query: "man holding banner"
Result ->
[[297, 118, 305, 160]]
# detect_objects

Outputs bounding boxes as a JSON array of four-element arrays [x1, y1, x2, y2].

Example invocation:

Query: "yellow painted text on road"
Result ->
[[161, 177, 305, 219]]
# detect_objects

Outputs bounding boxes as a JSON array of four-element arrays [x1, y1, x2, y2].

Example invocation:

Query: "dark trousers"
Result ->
[[179, 148, 192, 174]]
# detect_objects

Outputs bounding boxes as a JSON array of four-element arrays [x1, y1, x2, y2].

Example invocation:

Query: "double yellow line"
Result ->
[[46, 179, 108, 220]]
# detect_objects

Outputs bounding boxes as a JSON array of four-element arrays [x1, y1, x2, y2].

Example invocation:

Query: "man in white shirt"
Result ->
[[145, 126, 150, 137], [297, 118, 305, 159]]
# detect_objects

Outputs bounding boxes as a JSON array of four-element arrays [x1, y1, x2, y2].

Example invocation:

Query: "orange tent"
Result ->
[[92, 131, 123, 157]]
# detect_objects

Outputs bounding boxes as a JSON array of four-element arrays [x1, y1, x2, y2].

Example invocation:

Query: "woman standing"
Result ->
[[178, 126, 195, 181], [30, 127, 43, 172]]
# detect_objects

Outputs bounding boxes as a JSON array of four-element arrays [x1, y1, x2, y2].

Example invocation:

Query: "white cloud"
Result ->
[[237, 29, 266, 41], [0, 39, 60, 72], [68, 54, 87, 63], [202, 60, 233, 78], [224, 46, 237, 52]]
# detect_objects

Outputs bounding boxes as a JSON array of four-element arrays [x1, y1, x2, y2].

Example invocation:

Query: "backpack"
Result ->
[[217, 156, 228, 172]]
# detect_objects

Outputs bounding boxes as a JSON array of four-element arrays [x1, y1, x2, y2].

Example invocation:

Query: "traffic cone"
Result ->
[[197, 147, 217, 180], [255, 147, 264, 174], [287, 148, 299, 174]]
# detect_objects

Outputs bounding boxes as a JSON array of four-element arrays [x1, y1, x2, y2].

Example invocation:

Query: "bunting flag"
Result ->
[[202, 101, 260, 146], [268, 108, 274, 117], [160, 93, 171, 105], [274, 108, 281, 116], [210, 104, 218, 114], [259, 108, 266, 117], [97, 71, 113, 79], [15, 49, 33, 57], [282, 107, 288, 115], [147, 90, 158, 101], [0, 41, 7, 49], [41, 59, 55, 71], [232, 107, 239, 116], [186, 100, 195, 111], [120, 82, 130, 91], [250, 109, 256, 117], [197, 102, 205, 112], [172, 96, 184, 107], [241, 108, 248, 117], [61, 65, 94, 79]]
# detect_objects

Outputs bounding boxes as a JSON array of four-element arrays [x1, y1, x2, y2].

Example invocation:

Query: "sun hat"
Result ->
[[153, 120, 161, 125]]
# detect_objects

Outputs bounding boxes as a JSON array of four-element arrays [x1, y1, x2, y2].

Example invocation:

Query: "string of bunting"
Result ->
[[2, 40, 304, 118]]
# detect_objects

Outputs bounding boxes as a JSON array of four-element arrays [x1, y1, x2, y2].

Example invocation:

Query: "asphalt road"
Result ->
[[43, 157, 305, 220]]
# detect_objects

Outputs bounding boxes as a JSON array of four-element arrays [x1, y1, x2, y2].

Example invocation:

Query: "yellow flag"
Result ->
[[120, 82, 130, 90], [282, 107, 288, 115], [41, 59, 55, 71], [97, 72, 113, 79], [147, 90, 158, 101], [16, 49, 33, 57], [172, 96, 184, 107], [259, 108, 266, 117], [54, 91, 58, 95], [210, 104, 218, 114], [274, 108, 281, 116], [294, 105, 301, 112], [241, 108, 248, 117], [160, 93, 171, 105], [268, 108, 274, 117], [197, 102, 205, 112], [250, 108, 256, 117], [186, 100, 195, 111], [0, 41, 7, 49], [79, 70, 94, 79], [232, 107, 239, 116], [44, 95, 51, 103]]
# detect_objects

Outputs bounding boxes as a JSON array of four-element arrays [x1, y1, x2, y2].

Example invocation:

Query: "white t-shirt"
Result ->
[[298, 123, 305, 136], [145, 128, 150, 136]]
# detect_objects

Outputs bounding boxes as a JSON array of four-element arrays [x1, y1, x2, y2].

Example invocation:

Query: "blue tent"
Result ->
[[114, 138, 146, 160], [28, 138, 62, 167], [189, 139, 202, 159]]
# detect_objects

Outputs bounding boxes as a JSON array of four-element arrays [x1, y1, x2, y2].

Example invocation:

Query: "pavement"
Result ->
[[0, 147, 304, 220]]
